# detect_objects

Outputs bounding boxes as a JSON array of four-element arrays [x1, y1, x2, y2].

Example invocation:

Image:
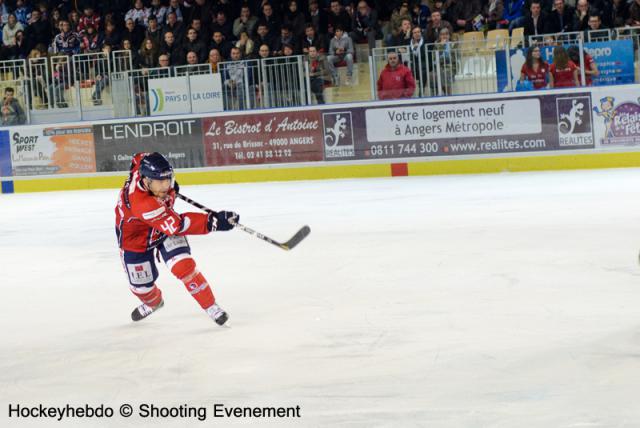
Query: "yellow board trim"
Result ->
[[9, 151, 640, 193]]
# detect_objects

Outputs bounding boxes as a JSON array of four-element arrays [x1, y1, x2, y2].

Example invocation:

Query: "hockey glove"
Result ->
[[207, 210, 240, 232]]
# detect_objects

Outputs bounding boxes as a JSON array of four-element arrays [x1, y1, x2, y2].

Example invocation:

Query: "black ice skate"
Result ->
[[206, 303, 228, 326], [131, 300, 164, 322]]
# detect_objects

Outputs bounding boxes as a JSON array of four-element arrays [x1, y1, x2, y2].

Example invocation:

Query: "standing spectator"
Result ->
[[377, 50, 416, 100], [284, 0, 306, 38], [567, 45, 598, 86], [125, 0, 150, 27], [233, 5, 258, 39], [138, 37, 159, 68], [327, 26, 354, 86], [627, 0, 640, 27], [408, 25, 428, 95], [328, 0, 352, 37], [3, 14, 24, 47], [307, 45, 326, 104], [123, 18, 145, 50], [545, 0, 574, 33], [425, 10, 453, 43], [308, 0, 328, 36], [222, 47, 247, 110], [351, 1, 380, 52], [301, 23, 325, 54], [524, 1, 546, 37], [432, 27, 456, 95], [449, 0, 482, 33], [50, 20, 80, 55], [1, 87, 26, 125], [520, 45, 549, 89], [206, 48, 221, 72], [91, 44, 112, 105], [483, 0, 505, 30], [48, 54, 71, 107], [25, 9, 51, 53], [549, 45, 579, 88]]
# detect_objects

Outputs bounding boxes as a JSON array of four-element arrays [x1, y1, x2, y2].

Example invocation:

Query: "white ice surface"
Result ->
[[2, 169, 640, 428]]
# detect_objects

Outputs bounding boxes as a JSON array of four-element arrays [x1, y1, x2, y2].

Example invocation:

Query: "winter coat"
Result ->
[[377, 63, 416, 100]]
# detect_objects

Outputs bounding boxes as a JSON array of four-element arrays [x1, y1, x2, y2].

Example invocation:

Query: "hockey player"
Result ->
[[115, 152, 239, 325]]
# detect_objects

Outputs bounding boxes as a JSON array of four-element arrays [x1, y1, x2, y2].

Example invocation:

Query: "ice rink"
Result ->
[[2, 167, 640, 427]]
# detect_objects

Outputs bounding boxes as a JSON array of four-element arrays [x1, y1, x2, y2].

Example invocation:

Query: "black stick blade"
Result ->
[[282, 225, 311, 250]]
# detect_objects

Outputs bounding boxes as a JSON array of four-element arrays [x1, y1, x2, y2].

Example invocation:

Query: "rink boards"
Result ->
[[2, 84, 640, 193]]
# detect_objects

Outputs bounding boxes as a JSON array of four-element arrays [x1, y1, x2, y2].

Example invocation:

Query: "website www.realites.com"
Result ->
[[446, 138, 547, 153]]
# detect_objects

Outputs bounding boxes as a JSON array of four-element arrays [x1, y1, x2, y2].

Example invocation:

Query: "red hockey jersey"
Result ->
[[115, 153, 209, 252]]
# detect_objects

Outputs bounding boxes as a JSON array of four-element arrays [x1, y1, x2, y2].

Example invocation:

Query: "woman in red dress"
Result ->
[[520, 46, 549, 89], [549, 46, 580, 88]]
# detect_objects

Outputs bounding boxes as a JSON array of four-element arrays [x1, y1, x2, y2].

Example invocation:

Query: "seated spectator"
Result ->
[[146, 15, 163, 46], [25, 9, 52, 53], [123, 18, 145, 50], [391, 18, 412, 46], [80, 24, 104, 53], [520, 45, 549, 89], [351, 1, 379, 51], [388, 2, 412, 44], [138, 37, 159, 68], [211, 11, 233, 41], [586, 11, 606, 34], [449, 0, 482, 32], [571, 0, 589, 31], [160, 31, 182, 64], [308, 0, 328, 36], [190, 18, 209, 43], [524, 1, 546, 37], [425, 10, 453, 44], [328, 0, 352, 37], [273, 25, 298, 56], [1, 87, 26, 125], [307, 45, 326, 104], [233, 5, 258, 39], [431, 28, 456, 95], [164, 11, 184, 41], [235, 31, 254, 58], [183, 27, 207, 63], [158, 52, 171, 67], [284, 0, 306, 38], [412, 1, 431, 30], [125, 0, 149, 27], [301, 24, 326, 54], [377, 50, 416, 100], [78, 6, 101, 35], [149, 0, 168, 27], [545, 0, 574, 33], [68, 10, 81, 32], [3, 14, 24, 47], [567, 45, 598, 86], [628, 0, 640, 27], [253, 22, 276, 56], [185, 50, 199, 65], [209, 30, 232, 59], [609, 0, 629, 28], [327, 27, 354, 86], [549, 45, 579, 88], [166, 0, 185, 23], [257, 43, 271, 59], [206, 48, 221, 72], [261, 3, 281, 36], [503, 0, 526, 31], [103, 19, 122, 49], [14, 0, 31, 26], [50, 20, 80, 55], [483, 0, 505, 30], [7, 29, 29, 59], [50, 9, 63, 36]]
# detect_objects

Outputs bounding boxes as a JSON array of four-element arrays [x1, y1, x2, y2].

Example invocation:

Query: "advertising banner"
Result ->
[[93, 118, 205, 171], [148, 76, 190, 116], [8, 125, 96, 176], [591, 86, 640, 147], [202, 110, 324, 166], [323, 92, 594, 161], [189, 73, 224, 113], [496, 39, 635, 92]]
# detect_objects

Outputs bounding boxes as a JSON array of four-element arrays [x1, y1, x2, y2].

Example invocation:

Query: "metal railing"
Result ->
[[72, 52, 112, 109], [260, 55, 310, 108], [219, 59, 261, 111]]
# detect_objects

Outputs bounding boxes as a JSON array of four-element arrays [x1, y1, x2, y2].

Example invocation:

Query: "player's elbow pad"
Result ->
[[178, 212, 210, 235]]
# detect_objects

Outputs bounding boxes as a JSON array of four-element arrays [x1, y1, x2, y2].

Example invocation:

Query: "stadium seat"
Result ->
[[485, 29, 509, 51], [510, 27, 525, 48], [460, 31, 485, 55]]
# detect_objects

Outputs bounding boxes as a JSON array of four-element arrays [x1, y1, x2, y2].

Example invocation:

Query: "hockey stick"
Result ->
[[176, 193, 311, 251]]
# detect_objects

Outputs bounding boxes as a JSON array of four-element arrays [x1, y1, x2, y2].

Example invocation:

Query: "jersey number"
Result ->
[[160, 217, 178, 234]]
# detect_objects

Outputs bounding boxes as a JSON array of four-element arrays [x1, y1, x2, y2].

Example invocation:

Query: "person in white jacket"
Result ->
[[2, 14, 23, 47]]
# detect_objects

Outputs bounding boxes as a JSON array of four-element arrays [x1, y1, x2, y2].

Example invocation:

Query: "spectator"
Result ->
[[183, 27, 207, 63], [77, 6, 101, 35], [3, 14, 24, 47], [123, 18, 145, 50], [524, 1, 546, 37], [351, 1, 380, 51], [233, 5, 258, 39], [27, 48, 49, 106], [257, 43, 270, 59], [432, 27, 456, 95], [235, 31, 254, 58], [14, 0, 31, 26], [222, 46, 247, 110], [50, 9, 62, 35], [50, 20, 80, 55], [125, 0, 149, 27], [391, 18, 412, 46], [158, 52, 171, 67], [301, 24, 325, 54], [0, 0, 9, 28], [160, 31, 181, 64], [164, 11, 184, 41], [166, 0, 185, 23], [327, 26, 354, 86], [549, 45, 579, 88], [206, 48, 221, 72], [503, 0, 526, 31], [545, 0, 574, 33], [146, 15, 163, 46], [1, 87, 26, 125], [25, 9, 51, 53], [209, 30, 232, 59], [48, 54, 70, 107], [586, 11, 605, 33], [273, 25, 298, 55], [284, 0, 306, 38], [608, 0, 628, 28], [408, 25, 428, 95], [449, 0, 482, 32], [188, 0, 214, 27], [91, 44, 112, 105], [190, 18, 209, 43], [253, 22, 276, 56], [138, 37, 159, 68], [483, 0, 505, 30], [307, 45, 326, 104], [261, 3, 281, 36], [103, 19, 122, 49], [425, 10, 453, 43], [7, 29, 29, 59], [571, 0, 589, 31], [520, 45, 549, 89], [628, 0, 640, 27], [185, 50, 198, 65], [567, 45, 598, 86], [389, 2, 412, 43], [377, 50, 416, 100], [210, 10, 233, 41], [68, 10, 81, 32], [328, 0, 352, 37], [308, 0, 328, 36], [149, 0, 168, 27], [412, 1, 431, 30], [80, 24, 103, 53]]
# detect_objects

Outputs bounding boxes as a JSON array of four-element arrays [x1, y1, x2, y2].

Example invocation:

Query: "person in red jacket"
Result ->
[[376, 51, 416, 100], [115, 152, 239, 325]]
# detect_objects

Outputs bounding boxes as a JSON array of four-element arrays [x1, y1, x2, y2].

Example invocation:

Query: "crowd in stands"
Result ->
[[0, 0, 638, 114]]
